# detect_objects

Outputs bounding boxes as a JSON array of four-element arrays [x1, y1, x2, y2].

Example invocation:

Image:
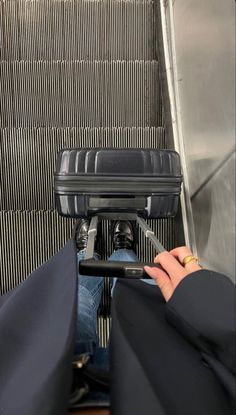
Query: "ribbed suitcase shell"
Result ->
[[54, 149, 182, 219]]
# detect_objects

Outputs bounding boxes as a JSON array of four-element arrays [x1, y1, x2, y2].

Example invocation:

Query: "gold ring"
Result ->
[[182, 255, 198, 266]]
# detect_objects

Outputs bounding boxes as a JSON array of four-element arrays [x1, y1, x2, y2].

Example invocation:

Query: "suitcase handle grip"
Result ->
[[79, 259, 161, 279]]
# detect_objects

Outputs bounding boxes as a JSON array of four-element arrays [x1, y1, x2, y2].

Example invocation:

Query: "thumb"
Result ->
[[144, 266, 173, 302]]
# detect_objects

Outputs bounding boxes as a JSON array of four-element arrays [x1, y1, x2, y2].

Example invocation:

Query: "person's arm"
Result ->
[[145, 247, 236, 399]]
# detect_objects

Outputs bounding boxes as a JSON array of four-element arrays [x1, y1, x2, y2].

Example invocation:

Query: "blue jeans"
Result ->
[[75, 248, 155, 366]]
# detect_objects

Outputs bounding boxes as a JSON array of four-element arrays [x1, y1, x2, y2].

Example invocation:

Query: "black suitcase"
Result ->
[[54, 148, 182, 219]]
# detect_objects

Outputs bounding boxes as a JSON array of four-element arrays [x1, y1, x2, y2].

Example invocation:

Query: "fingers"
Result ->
[[144, 265, 169, 281], [170, 246, 193, 262], [154, 251, 187, 283], [146, 246, 202, 302], [144, 266, 173, 301], [170, 246, 201, 273]]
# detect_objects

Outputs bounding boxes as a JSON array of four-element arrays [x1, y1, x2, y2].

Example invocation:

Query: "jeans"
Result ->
[[75, 248, 155, 366]]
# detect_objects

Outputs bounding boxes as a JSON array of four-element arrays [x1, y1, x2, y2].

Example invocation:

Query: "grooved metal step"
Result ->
[[0, 210, 176, 295], [0, 210, 74, 294], [0, 60, 159, 127], [0, 209, 177, 344], [0, 0, 157, 61], [0, 127, 166, 210], [0, 0, 182, 346]]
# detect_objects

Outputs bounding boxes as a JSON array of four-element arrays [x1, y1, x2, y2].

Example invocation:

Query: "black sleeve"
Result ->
[[0, 240, 78, 415], [165, 270, 236, 398]]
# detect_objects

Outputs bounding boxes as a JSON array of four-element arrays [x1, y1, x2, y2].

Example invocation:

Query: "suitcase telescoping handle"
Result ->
[[79, 259, 162, 279], [78, 215, 166, 279]]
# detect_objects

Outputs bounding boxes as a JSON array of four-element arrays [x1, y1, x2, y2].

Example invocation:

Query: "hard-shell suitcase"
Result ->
[[54, 148, 182, 219]]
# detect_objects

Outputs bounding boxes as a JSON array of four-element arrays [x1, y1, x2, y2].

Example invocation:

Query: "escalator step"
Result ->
[[0, 0, 181, 346], [0, 127, 166, 210], [0, 0, 157, 61], [0, 211, 176, 296], [0, 60, 159, 127], [0, 210, 74, 294]]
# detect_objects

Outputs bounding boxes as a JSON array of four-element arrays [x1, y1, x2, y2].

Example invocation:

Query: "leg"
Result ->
[[110, 221, 156, 294], [109, 236, 156, 297], [109, 248, 139, 296], [75, 250, 104, 357], [73, 220, 109, 407]]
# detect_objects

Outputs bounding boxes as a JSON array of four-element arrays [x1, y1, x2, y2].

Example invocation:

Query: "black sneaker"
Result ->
[[112, 220, 136, 251], [74, 218, 101, 254], [74, 219, 90, 251]]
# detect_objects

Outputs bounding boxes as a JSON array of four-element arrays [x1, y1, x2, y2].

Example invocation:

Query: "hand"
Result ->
[[144, 246, 202, 301]]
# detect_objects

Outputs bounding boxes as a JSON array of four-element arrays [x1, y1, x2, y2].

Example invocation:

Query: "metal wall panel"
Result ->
[[192, 151, 235, 280], [172, 0, 235, 196], [167, 0, 236, 280]]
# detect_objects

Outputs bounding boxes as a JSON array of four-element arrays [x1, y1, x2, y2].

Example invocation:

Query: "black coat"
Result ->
[[111, 271, 236, 415], [0, 240, 235, 414], [0, 240, 77, 415]]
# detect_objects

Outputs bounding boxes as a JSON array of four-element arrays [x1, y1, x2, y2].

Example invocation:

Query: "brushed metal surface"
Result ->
[[158, 1, 196, 251], [172, 0, 235, 196], [0, 127, 166, 210], [0, 211, 74, 293], [0, 0, 157, 60], [169, 0, 236, 280], [0, 211, 176, 294], [0, 0, 184, 342], [0, 61, 159, 127], [161, 0, 235, 279], [192, 151, 235, 281]]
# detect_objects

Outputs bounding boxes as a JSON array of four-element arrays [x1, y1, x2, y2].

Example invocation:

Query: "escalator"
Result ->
[[0, 0, 184, 344]]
